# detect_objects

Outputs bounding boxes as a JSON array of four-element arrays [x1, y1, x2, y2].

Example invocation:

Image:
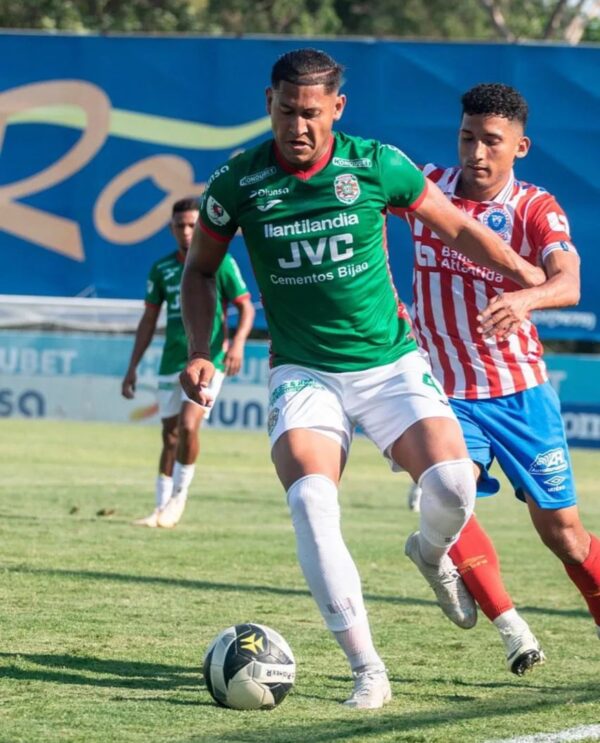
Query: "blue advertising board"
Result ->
[[0, 35, 598, 338]]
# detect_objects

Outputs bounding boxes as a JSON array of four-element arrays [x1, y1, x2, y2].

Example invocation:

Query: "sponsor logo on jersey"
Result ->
[[249, 187, 289, 199], [479, 206, 511, 240], [332, 157, 372, 168], [256, 200, 283, 212], [264, 212, 359, 238], [528, 447, 568, 476], [206, 195, 230, 226], [547, 211, 570, 233], [334, 174, 360, 205], [207, 164, 229, 186], [239, 166, 277, 187]]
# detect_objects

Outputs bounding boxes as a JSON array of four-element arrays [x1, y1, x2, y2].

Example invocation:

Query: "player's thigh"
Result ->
[[268, 364, 351, 490], [391, 416, 468, 482], [157, 373, 182, 419], [178, 400, 206, 433], [352, 351, 463, 479], [272, 429, 346, 491], [450, 398, 498, 497], [486, 384, 577, 510]]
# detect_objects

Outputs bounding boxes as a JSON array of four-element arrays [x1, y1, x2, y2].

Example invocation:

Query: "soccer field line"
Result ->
[[484, 724, 600, 742]]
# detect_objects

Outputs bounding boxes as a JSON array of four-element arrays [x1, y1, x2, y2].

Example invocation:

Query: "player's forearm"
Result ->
[[181, 265, 217, 359], [231, 301, 255, 345], [454, 221, 544, 288], [127, 315, 157, 371], [516, 272, 580, 312]]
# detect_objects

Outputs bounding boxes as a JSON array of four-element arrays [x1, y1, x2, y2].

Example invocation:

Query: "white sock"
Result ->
[[493, 608, 529, 635], [287, 475, 368, 633], [333, 620, 385, 672], [155, 474, 173, 509], [418, 459, 475, 564], [172, 462, 195, 502]]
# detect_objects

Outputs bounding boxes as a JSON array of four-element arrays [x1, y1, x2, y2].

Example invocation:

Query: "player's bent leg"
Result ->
[[450, 514, 544, 674], [393, 417, 477, 628], [159, 403, 207, 529], [132, 414, 178, 527], [528, 498, 600, 633]]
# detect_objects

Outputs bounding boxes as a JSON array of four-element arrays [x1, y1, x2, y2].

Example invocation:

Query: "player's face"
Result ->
[[170, 209, 199, 254], [458, 114, 530, 200], [266, 81, 346, 169]]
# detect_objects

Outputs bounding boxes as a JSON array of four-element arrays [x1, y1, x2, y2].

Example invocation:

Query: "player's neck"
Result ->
[[456, 172, 512, 203]]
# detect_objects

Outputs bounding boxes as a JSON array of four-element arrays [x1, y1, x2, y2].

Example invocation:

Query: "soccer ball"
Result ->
[[202, 622, 296, 710]]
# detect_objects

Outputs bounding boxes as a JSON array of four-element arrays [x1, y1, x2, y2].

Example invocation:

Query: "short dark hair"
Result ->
[[172, 197, 199, 216], [271, 48, 344, 94], [461, 83, 528, 127]]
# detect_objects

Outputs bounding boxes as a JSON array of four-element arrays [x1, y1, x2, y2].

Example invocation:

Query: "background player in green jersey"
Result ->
[[122, 197, 254, 529], [179, 49, 545, 709]]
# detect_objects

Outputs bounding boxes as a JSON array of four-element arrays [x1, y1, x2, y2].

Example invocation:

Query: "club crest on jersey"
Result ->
[[480, 206, 511, 240], [334, 174, 360, 205], [206, 196, 230, 226], [528, 448, 568, 476]]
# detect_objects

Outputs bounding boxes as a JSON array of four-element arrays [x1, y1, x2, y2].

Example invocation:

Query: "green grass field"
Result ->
[[1, 419, 599, 743]]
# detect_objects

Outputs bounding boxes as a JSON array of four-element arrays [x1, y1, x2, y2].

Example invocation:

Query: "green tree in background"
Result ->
[[0, 0, 597, 42]]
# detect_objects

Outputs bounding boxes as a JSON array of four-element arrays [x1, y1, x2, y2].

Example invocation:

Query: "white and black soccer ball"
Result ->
[[203, 622, 296, 710]]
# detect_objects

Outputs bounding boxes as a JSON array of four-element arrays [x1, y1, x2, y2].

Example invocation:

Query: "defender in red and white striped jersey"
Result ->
[[402, 83, 600, 672], [407, 164, 573, 400]]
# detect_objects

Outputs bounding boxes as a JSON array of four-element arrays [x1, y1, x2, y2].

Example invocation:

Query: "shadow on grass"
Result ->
[[5, 565, 591, 620], [5, 565, 437, 609], [183, 678, 600, 743], [0, 652, 200, 692]]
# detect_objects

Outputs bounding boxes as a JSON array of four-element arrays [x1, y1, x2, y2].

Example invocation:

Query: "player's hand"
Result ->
[[121, 370, 137, 399], [477, 291, 533, 341], [180, 358, 216, 407], [224, 340, 244, 377]]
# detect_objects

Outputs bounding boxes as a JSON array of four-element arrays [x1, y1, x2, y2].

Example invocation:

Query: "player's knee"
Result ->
[[419, 459, 476, 541], [287, 475, 339, 530]]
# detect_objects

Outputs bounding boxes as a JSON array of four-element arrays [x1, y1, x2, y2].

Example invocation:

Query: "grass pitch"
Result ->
[[0, 419, 599, 743]]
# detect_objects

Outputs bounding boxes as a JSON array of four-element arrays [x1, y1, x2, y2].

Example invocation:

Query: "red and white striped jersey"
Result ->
[[403, 164, 578, 400]]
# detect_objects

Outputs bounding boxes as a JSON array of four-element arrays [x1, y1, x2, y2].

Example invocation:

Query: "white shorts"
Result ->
[[267, 350, 457, 470], [157, 369, 225, 420]]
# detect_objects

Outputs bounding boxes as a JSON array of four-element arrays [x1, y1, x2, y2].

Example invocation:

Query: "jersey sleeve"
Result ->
[[378, 144, 427, 210], [525, 193, 578, 264], [144, 262, 163, 306], [198, 162, 239, 243], [217, 254, 251, 304]]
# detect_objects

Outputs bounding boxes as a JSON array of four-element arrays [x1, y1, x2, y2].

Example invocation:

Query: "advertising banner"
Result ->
[[1, 331, 599, 448], [0, 35, 598, 338]]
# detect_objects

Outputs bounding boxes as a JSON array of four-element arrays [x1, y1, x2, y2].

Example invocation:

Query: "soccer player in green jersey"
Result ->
[[122, 197, 254, 529], [179, 49, 545, 709]]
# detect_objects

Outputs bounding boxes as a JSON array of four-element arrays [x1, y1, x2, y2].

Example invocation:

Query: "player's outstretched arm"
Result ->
[[478, 250, 580, 340], [414, 178, 545, 289], [121, 304, 161, 399], [180, 226, 229, 405]]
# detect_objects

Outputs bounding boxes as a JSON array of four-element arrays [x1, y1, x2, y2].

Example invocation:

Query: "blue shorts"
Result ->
[[450, 382, 576, 510]]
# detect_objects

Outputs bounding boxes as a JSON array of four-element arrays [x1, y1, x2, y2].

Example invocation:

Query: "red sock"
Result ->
[[563, 533, 600, 625], [449, 514, 514, 621]]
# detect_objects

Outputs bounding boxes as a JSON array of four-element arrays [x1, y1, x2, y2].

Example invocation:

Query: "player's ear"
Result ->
[[515, 135, 531, 159], [333, 94, 346, 121], [266, 87, 273, 115]]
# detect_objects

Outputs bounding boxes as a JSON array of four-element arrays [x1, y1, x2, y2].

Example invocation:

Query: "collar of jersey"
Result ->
[[449, 168, 516, 206], [273, 136, 334, 181]]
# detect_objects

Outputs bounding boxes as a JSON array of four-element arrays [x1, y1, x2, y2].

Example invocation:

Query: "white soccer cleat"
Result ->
[[407, 483, 422, 512], [131, 509, 160, 528], [157, 495, 187, 529], [404, 531, 477, 629], [343, 668, 392, 710], [500, 626, 545, 676]]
